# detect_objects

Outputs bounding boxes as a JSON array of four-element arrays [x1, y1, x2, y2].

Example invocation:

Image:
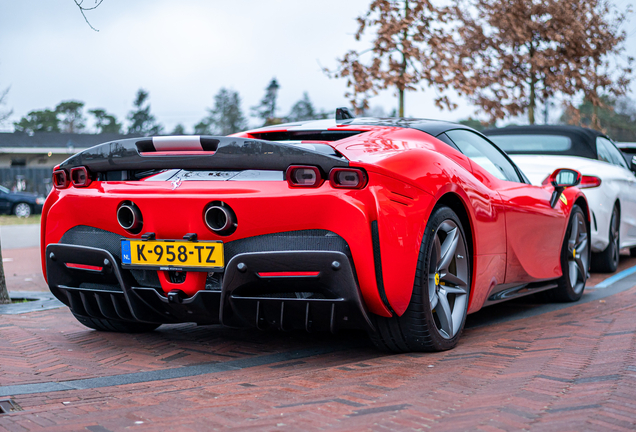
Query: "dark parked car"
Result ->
[[0, 185, 45, 217]]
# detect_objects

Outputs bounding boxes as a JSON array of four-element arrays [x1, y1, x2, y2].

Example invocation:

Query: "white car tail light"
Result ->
[[579, 175, 602, 189]]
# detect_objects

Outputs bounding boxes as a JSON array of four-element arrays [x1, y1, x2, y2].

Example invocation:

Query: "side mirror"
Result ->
[[548, 168, 581, 208], [630, 156, 636, 174]]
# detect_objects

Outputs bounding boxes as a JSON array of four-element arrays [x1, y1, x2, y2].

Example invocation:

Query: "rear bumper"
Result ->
[[46, 243, 374, 332]]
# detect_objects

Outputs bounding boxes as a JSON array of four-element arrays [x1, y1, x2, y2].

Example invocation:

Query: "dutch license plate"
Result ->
[[121, 239, 224, 270]]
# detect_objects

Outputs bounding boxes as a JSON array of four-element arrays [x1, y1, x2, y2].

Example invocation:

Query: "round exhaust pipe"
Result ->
[[204, 201, 237, 235], [117, 202, 143, 233]]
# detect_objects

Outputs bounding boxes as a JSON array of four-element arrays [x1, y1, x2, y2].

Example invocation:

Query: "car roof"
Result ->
[[250, 117, 481, 138], [482, 125, 604, 159], [338, 117, 478, 137]]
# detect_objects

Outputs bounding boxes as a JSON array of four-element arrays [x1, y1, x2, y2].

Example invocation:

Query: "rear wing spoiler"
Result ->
[[58, 136, 350, 174]]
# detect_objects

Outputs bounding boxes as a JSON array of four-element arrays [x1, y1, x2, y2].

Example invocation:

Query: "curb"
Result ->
[[0, 291, 64, 315]]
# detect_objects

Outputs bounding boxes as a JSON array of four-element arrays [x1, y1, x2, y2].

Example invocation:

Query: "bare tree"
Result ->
[[0, 86, 12, 125], [450, 0, 633, 125], [329, 0, 455, 116], [0, 1, 106, 304], [73, 0, 105, 32]]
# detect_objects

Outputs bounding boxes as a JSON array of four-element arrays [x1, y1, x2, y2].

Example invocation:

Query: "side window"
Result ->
[[597, 137, 628, 169], [596, 137, 614, 164], [435, 133, 461, 151], [446, 129, 521, 182]]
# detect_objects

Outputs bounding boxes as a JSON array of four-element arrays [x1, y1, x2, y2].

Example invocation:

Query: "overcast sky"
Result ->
[[0, 0, 634, 133]]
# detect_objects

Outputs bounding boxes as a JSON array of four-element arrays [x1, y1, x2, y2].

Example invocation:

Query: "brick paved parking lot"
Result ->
[[1, 249, 636, 431]]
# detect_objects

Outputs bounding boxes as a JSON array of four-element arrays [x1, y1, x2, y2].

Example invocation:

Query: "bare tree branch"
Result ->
[[73, 0, 105, 32], [0, 87, 13, 125]]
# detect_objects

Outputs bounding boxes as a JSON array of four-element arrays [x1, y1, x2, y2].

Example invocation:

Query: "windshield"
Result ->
[[489, 134, 572, 154]]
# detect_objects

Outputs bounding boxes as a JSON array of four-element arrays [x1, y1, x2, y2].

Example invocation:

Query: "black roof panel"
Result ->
[[482, 125, 603, 159], [341, 117, 478, 137]]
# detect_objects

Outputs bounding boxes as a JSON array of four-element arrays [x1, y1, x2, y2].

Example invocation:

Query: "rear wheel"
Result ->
[[592, 205, 619, 273], [369, 206, 471, 352], [13, 202, 31, 218], [72, 313, 160, 333], [547, 205, 589, 302]]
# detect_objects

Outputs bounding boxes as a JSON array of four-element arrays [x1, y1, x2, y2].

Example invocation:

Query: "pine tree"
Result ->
[[14, 109, 60, 133], [56, 100, 86, 133], [197, 88, 247, 135], [89, 108, 122, 134], [287, 92, 317, 122], [127, 89, 163, 136], [171, 124, 186, 135], [251, 78, 281, 126]]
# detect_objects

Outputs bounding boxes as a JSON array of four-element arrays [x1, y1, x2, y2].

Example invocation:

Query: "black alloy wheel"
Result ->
[[592, 206, 620, 273], [548, 204, 589, 302]]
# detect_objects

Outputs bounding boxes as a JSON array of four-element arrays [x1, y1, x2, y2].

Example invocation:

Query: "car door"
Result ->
[[444, 129, 567, 285], [598, 136, 636, 246]]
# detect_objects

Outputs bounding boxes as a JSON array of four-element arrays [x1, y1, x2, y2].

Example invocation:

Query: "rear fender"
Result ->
[[370, 173, 433, 316]]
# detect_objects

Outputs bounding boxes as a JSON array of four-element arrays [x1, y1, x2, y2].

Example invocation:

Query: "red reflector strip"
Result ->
[[152, 136, 203, 151], [140, 151, 214, 156], [258, 271, 320, 278], [65, 263, 103, 271]]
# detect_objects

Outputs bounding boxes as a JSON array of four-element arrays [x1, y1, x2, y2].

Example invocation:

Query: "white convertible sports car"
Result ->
[[485, 125, 636, 273]]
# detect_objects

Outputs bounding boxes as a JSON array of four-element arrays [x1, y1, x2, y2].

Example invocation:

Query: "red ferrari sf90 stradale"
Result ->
[[41, 109, 590, 352]]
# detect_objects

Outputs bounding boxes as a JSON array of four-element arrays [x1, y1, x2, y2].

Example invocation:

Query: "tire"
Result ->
[[72, 313, 160, 333], [13, 202, 32, 218], [545, 205, 590, 302], [591, 205, 620, 273], [369, 206, 471, 352]]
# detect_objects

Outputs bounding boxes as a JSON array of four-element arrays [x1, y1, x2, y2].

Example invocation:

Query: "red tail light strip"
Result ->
[[65, 263, 103, 271], [140, 151, 213, 156], [579, 175, 602, 189], [258, 271, 320, 278]]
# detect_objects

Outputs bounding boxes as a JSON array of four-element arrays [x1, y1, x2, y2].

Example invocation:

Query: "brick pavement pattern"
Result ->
[[1, 281, 636, 431], [3, 248, 47, 293]]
